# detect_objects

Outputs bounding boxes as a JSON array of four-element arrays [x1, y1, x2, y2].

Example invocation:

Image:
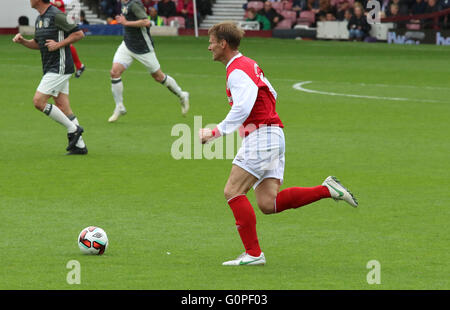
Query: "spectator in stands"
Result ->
[[259, 1, 284, 28], [79, 10, 90, 25], [246, 7, 272, 29], [100, 0, 119, 18], [149, 6, 165, 25], [316, 0, 337, 21], [425, 0, 441, 13], [386, 3, 400, 17], [158, 0, 178, 18], [18, 16, 29, 26], [333, 0, 354, 20], [343, 7, 352, 21], [197, 0, 213, 23], [292, 0, 307, 17], [177, 0, 195, 28], [347, 3, 371, 41], [410, 0, 427, 15], [306, 0, 320, 13], [425, 0, 443, 28], [386, 0, 409, 16], [386, 3, 408, 27], [142, 0, 157, 14], [106, 16, 118, 24]]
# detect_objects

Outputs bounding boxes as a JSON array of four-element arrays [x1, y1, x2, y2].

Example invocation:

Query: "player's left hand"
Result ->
[[45, 40, 60, 51], [199, 128, 214, 144]]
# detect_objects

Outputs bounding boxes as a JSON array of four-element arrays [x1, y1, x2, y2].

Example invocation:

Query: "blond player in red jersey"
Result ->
[[199, 22, 358, 266], [51, 0, 86, 77]]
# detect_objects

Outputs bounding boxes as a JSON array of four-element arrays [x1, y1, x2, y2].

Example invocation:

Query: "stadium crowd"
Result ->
[[93, 0, 449, 34], [98, 0, 212, 27], [244, 0, 449, 32]]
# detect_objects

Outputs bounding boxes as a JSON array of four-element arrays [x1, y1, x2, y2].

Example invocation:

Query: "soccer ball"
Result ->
[[78, 226, 108, 255]]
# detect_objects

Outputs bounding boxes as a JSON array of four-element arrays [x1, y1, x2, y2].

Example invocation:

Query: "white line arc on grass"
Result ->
[[292, 81, 444, 103]]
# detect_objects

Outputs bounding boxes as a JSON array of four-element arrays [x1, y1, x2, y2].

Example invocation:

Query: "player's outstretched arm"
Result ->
[[12, 34, 39, 50]]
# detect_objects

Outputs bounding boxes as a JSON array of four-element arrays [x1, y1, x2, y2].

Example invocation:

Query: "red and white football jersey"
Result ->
[[217, 53, 284, 137]]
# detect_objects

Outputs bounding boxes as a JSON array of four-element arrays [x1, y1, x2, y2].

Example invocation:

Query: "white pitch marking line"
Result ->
[[293, 81, 446, 104]]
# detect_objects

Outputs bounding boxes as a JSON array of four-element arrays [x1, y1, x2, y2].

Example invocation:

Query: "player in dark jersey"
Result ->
[[108, 0, 189, 123], [13, 0, 87, 154]]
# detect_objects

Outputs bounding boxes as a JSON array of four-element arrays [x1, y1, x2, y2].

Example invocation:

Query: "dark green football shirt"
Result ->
[[34, 5, 80, 75], [121, 0, 154, 54]]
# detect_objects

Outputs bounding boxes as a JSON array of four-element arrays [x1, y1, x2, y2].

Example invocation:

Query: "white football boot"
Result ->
[[322, 176, 358, 207], [108, 105, 127, 123], [180, 91, 190, 116], [222, 252, 266, 266]]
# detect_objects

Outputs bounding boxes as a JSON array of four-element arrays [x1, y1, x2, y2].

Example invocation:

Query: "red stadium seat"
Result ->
[[168, 16, 186, 28], [272, 2, 283, 13], [280, 10, 297, 23], [247, 1, 264, 11], [274, 19, 293, 29], [296, 10, 315, 26]]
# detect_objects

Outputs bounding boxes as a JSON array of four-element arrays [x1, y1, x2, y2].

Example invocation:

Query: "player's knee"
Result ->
[[257, 197, 276, 215], [110, 69, 121, 79], [258, 202, 275, 215], [223, 187, 234, 201], [32, 96, 45, 111], [152, 70, 165, 83], [224, 185, 243, 201]]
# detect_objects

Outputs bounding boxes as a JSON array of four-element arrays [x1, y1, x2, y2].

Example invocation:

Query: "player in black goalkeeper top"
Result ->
[[13, 0, 87, 155]]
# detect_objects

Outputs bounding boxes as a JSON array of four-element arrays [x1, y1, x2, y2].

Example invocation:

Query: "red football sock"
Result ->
[[70, 45, 82, 70], [275, 186, 331, 213], [227, 195, 261, 257]]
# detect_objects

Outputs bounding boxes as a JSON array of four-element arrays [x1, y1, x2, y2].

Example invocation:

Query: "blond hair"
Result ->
[[208, 22, 245, 50]]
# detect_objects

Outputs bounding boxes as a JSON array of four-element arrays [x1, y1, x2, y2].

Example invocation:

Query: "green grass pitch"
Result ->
[[0, 34, 449, 289]]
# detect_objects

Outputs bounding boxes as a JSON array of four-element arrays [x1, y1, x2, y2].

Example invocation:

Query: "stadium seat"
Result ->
[[406, 23, 421, 30], [296, 10, 315, 27], [274, 19, 293, 29], [247, 1, 264, 11], [281, 10, 297, 23], [168, 16, 185, 29], [272, 2, 283, 13]]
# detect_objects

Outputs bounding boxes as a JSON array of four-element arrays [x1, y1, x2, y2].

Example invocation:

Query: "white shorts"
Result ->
[[113, 41, 161, 74], [232, 126, 285, 189], [37, 73, 71, 97]]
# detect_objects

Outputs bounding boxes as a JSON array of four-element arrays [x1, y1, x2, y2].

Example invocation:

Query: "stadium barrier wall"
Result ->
[[387, 29, 450, 45], [0, 0, 38, 28], [79, 24, 178, 36], [316, 21, 394, 41]]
